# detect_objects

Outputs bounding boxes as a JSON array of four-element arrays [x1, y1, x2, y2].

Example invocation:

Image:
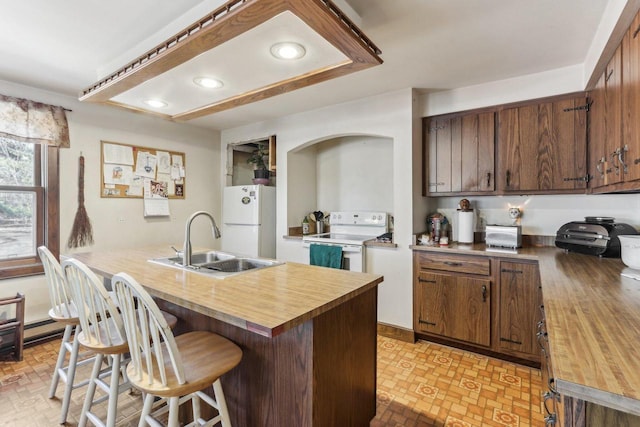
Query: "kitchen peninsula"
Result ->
[[71, 246, 383, 427]]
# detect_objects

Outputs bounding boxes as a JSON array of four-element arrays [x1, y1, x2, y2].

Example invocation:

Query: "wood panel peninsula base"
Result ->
[[71, 246, 382, 427], [156, 288, 377, 426]]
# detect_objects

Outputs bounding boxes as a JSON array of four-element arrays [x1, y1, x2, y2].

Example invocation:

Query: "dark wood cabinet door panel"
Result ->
[[416, 271, 491, 347], [424, 111, 495, 196], [623, 12, 640, 183], [498, 96, 587, 193], [499, 261, 540, 357]]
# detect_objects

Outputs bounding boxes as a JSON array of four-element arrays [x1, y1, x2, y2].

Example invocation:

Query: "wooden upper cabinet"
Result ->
[[590, 45, 623, 189], [623, 12, 640, 183], [589, 71, 608, 188], [497, 95, 588, 193], [424, 112, 495, 196], [606, 45, 624, 186]]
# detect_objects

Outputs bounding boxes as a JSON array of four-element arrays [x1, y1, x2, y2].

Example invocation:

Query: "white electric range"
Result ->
[[302, 211, 388, 272]]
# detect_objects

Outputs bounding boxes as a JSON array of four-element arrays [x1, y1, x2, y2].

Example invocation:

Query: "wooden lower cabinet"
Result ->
[[415, 271, 491, 347], [413, 250, 541, 365]]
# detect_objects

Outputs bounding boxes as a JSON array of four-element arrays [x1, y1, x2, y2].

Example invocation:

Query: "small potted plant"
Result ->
[[247, 143, 270, 185]]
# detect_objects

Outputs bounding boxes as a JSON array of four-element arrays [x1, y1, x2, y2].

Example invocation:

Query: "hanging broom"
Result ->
[[67, 153, 93, 248]]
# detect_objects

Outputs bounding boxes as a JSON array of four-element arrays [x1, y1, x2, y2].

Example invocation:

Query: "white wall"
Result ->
[[222, 89, 419, 329], [0, 80, 221, 324], [298, 135, 394, 215], [433, 194, 640, 238]]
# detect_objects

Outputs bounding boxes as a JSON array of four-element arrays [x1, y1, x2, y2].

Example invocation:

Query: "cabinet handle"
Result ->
[[418, 277, 437, 283], [419, 318, 436, 326], [596, 157, 604, 177], [544, 414, 557, 426], [481, 284, 487, 302], [443, 261, 462, 266], [486, 172, 491, 188], [542, 391, 556, 416], [500, 337, 522, 345], [501, 268, 523, 274], [611, 149, 621, 175], [618, 145, 629, 174], [506, 170, 511, 187], [605, 68, 615, 83]]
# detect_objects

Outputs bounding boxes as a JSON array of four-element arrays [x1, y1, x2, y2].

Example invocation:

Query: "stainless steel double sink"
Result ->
[[148, 250, 283, 278]]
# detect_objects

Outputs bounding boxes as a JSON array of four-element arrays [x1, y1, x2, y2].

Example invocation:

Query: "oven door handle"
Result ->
[[302, 242, 362, 253]]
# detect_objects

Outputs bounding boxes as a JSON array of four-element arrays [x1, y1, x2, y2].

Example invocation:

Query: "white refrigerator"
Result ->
[[221, 185, 276, 258]]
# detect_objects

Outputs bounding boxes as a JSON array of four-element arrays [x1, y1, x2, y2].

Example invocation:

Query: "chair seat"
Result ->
[[49, 303, 80, 325], [127, 330, 242, 398], [77, 317, 128, 354]]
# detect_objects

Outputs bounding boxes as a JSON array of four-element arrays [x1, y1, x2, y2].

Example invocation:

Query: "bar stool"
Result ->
[[62, 258, 131, 427], [112, 272, 242, 427], [38, 246, 95, 424]]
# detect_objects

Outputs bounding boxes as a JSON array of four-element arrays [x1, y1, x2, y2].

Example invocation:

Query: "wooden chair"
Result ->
[[38, 246, 97, 424], [62, 258, 131, 427], [112, 272, 242, 427], [0, 292, 25, 361]]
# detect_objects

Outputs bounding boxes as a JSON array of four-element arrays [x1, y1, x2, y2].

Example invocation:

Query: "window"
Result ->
[[0, 138, 59, 278]]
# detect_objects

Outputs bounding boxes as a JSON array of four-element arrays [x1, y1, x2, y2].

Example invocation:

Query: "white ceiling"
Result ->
[[0, 0, 610, 130]]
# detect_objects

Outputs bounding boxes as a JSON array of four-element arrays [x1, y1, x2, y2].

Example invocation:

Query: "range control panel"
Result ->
[[330, 211, 388, 227]]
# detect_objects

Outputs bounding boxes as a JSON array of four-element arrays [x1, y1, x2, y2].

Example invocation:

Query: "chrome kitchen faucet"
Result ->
[[183, 211, 221, 267]]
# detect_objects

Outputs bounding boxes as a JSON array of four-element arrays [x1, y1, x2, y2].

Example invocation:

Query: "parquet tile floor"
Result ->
[[0, 335, 543, 426]]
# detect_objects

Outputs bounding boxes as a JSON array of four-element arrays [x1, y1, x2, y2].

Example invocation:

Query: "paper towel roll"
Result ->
[[458, 211, 474, 244]]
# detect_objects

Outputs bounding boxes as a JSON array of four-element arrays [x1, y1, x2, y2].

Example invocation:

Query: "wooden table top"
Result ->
[[70, 246, 383, 338], [412, 243, 640, 415]]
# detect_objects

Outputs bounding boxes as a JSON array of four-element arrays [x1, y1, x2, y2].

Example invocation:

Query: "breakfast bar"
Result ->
[[71, 246, 383, 427]]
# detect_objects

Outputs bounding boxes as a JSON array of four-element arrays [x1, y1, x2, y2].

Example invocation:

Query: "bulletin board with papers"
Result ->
[[100, 140, 186, 200]]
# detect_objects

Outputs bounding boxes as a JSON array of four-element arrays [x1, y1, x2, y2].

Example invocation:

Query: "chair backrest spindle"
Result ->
[[61, 258, 125, 349], [38, 246, 76, 319], [112, 273, 185, 387]]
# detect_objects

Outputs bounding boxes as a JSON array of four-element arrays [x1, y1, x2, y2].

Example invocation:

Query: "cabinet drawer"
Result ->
[[416, 252, 490, 275]]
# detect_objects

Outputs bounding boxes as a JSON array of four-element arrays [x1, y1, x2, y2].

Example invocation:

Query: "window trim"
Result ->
[[0, 145, 59, 279]]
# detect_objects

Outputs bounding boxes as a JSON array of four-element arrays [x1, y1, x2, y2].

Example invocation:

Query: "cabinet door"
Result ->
[[425, 117, 452, 193], [498, 104, 541, 192], [416, 271, 491, 347], [589, 71, 608, 188], [605, 45, 624, 186], [425, 112, 495, 195], [461, 112, 495, 192], [499, 262, 541, 357], [498, 97, 588, 192], [623, 12, 640, 182]]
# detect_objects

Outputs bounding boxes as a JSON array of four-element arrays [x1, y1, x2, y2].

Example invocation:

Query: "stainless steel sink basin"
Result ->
[[161, 251, 236, 266], [199, 257, 280, 273], [148, 251, 283, 278]]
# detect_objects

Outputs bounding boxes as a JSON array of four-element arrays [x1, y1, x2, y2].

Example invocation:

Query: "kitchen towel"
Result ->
[[310, 244, 343, 269]]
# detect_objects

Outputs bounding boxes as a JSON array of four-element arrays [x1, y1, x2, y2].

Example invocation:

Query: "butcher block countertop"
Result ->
[[70, 246, 383, 338], [412, 243, 640, 416]]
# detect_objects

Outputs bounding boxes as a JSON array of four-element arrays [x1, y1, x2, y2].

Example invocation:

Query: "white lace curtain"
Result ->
[[0, 94, 69, 147]]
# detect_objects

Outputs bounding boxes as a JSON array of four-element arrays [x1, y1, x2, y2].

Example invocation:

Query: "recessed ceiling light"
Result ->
[[270, 42, 306, 60], [143, 99, 168, 108], [193, 76, 224, 89]]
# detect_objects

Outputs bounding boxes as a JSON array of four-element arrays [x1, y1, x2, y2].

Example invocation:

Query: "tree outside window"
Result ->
[[0, 138, 59, 278]]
